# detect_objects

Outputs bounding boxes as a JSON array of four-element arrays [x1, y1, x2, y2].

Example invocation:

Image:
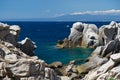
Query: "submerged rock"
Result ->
[[49, 62, 63, 68]]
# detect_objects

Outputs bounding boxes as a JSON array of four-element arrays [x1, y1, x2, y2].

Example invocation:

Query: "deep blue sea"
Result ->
[[1, 21, 111, 64]]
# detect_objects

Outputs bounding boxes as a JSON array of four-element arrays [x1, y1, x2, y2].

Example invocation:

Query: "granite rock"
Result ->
[[18, 37, 37, 56], [0, 22, 60, 80]]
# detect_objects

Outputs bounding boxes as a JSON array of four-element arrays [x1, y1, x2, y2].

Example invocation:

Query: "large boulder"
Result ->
[[83, 58, 115, 80], [68, 22, 84, 47], [97, 65, 120, 80], [99, 21, 120, 45], [83, 52, 120, 80], [68, 22, 99, 48], [57, 22, 99, 48], [100, 39, 120, 57], [76, 46, 107, 74], [77, 55, 107, 74], [18, 38, 37, 56], [0, 23, 21, 46], [110, 53, 120, 62], [6, 59, 45, 77]]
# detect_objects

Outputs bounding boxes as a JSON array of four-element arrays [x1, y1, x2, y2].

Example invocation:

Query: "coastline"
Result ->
[[0, 21, 120, 80]]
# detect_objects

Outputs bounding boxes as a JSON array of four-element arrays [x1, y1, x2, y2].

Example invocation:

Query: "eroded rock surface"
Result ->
[[57, 21, 120, 80], [18, 38, 37, 56], [1, 21, 120, 80], [57, 22, 99, 48], [0, 22, 60, 80]]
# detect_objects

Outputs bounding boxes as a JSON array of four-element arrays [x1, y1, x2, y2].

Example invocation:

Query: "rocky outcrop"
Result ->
[[1, 21, 120, 80], [57, 22, 99, 48], [0, 41, 59, 80], [57, 21, 120, 80], [0, 23, 20, 46], [57, 21, 120, 49], [79, 35, 120, 80], [79, 21, 120, 80], [0, 23, 36, 56], [0, 22, 60, 80], [83, 52, 120, 80]]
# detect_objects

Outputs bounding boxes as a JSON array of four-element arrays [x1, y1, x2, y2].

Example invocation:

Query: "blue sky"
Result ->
[[0, 0, 120, 19]]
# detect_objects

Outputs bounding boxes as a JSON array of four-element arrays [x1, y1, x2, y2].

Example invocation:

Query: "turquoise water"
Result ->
[[2, 21, 110, 64]]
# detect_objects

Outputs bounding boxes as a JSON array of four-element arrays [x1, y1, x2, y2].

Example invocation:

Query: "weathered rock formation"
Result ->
[[57, 22, 100, 48], [0, 23, 60, 80], [0, 22, 36, 56], [1, 21, 120, 80], [57, 21, 120, 80], [99, 21, 120, 45], [18, 37, 37, 56], [0, 22, 20, 46]]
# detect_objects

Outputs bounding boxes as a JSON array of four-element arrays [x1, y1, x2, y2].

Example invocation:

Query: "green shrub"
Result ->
[[109, 78, 116, 80]]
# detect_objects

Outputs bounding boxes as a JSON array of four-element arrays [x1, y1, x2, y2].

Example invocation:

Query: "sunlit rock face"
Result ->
[[64, 22, 99, 48], [76, 22, 120, 80], [57, 21, 120, 49], [56, 21, 120, 80], [0, 22, 60, 80]]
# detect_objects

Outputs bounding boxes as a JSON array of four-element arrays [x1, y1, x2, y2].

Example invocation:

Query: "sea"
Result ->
[[1, 21, 112, 64]]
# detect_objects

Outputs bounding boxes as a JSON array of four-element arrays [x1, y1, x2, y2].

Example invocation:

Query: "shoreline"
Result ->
[[56, 21, 120, 80], [0, 21, 120, 80]]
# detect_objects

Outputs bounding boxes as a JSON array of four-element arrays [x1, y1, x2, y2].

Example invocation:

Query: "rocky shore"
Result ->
[[56, 21, 120, 80], [0, 22, 60, 80], [0, 21, 120, 80]]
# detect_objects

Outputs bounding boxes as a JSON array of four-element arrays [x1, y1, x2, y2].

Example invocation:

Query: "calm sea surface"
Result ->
[[2, 21, 111, 64]]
